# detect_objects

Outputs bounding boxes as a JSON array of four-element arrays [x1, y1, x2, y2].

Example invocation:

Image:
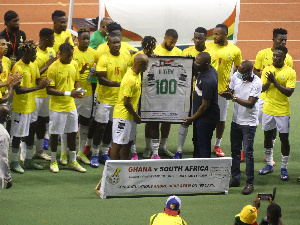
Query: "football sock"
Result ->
[[78, 124, 88, 153], [51, 152, 57, 162], [86, 138, 92, 146], [101, 143, 109, 155], [131, 141, 137, 154], [92, 145, 100, 156], [281, 155, 289, 169], [36, 139, 44, 154], [177, 125, 188, 153], [214, 138, 222, 147], [145, 137, 152, 150], [25, 145, 33, 159], [159, 138, 167, 150], [152, 139, 159, 156], [60, 134, 67, 154], [69, 151, 76, 162], [265, 148, 273, 166], [11, 147, 19, 162], [44, 123, 49, 139]]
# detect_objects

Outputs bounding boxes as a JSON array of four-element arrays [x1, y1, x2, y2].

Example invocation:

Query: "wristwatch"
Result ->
[[232, 96, 237, 102]]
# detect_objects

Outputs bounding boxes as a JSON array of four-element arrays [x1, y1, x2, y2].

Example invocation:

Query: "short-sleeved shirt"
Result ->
[[0, 56, 11, 94], [96, 42, 137, 57], [193, 66, 219, 123], [149, 213, 187, 225], [89, 30, 107, 83], [53, 30, 75, 53], [229, 73, 262, 126], [73, 46, 98, 97], [35, 47, 56, 98], [113, 68, 141, 120], [12, 60, 40, 114], [0, 29, 26, 61], [89, 30, 107, 50], [96, 52, 130, 105], [182, 46, 218, 70], [47, 60, 80, 112], [206, 41, 242, 93], [155, 44, 182, 56], [261, 64, 296, 116], [254, 47, 293, 100]]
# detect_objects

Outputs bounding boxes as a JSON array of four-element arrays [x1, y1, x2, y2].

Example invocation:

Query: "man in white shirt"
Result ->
[[220, 60, 262, 195], [0, 105, 13, 192]]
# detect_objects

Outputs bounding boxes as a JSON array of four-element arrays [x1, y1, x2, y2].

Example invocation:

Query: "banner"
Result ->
[[99, 158, 232, 199], [139, 57, 193, 123]]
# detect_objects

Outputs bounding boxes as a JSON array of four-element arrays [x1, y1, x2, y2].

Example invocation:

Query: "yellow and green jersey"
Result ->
[[261, 64, 296, 116], [113, 68, 141, 120], [12, 60, 40, 114], [48, 60, 80, 112]]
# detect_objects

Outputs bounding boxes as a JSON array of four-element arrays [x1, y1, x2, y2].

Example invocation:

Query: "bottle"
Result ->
[[49, 52, 54, 59], [76, 88, 86, 97], [86, 63, 96, 81]]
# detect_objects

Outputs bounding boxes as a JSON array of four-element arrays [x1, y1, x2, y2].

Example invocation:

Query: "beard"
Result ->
[[164, 42, 173, 51], [10, 26, 19, 32]]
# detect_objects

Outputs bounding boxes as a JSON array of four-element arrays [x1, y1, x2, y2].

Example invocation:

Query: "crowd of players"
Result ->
[[0, 9, 297, 195]]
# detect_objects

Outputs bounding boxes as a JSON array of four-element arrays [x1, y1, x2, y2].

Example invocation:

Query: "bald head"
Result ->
[[133, 53, 149, 73], [240, 60, 253, 71], [196, 52, 211, 65], [0, 105, 11, 123]]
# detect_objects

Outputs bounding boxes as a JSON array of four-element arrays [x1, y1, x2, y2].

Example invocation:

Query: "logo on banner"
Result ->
[[109, 168, 122, 184]]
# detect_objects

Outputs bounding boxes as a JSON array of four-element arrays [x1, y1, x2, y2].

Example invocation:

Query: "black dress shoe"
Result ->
[[242, 184, 254, 195], [229, 179, 240, 187]]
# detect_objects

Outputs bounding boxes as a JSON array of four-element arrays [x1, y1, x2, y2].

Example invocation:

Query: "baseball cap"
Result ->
[[235, 205, 259, 225], [165, 195, 181, 216]]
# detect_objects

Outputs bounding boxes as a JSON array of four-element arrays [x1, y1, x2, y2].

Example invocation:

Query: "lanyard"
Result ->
[[5, 28, 17, 55]]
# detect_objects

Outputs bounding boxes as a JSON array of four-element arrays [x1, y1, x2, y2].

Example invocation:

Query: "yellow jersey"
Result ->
[[73, 46, 98, 97], [155, 44, 182, 56], [182, 45, 218, 70], [53, 30, 74, 53], [206, 41, 242, 93], [35, 47, 56, 98], [12, 60, 40, 114], [261, 65, 296, 116], [254, 47, 293, 100], [47, 60, 80, 112], [96, 52, 130, 105], [113, 68, 141, 120], [0, 56, 11, 94], [149, 213, 187, 225]]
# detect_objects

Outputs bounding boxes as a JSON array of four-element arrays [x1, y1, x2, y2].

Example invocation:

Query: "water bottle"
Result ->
[[87, 63, 96, 81], [76, 88, 86, 97]]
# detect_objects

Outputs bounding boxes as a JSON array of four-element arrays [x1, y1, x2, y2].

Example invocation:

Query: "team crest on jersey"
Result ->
[[281, 76, 284, 79], [123, 63, 126, 66], [109, 168, 122, 184], [90, 60, 93, 62]]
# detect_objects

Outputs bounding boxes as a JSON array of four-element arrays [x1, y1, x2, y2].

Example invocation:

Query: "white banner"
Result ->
[[99, 158, 232, 199], [139, 57, 193, 123]]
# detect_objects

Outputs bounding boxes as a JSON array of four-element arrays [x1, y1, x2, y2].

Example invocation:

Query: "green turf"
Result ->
[[1, 84, 300, 225]]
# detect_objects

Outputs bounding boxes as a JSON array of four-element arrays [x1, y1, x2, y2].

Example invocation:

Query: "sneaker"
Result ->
[[242, 184, 254, 195], [240, 151, 245, 162], [281, 168, 289, 181], [84, 145, 91, 157], [34, 151, 51, 161], [10, 161, 24, 174], [24, 159, 44, 170], [68, 161, 86, 173], [59, 153, 68, 165], [90, 156, 99, 168], [131, 154, 138, 160], [264, 156, 276, 166], [99, 154, 110, 164], [142, 148, 152, 159], [20, 148, 26, 162], [77, 152, 91, 165], [50, 161, 59, 173], [213, 146, 225, 157], [151, 155, 161, 159], [258, 165, 274, 175], [229, 179, 240, 187], [173, 152, 182, 159], [159, 148, 174, 158], [43, 138, 49, 150]]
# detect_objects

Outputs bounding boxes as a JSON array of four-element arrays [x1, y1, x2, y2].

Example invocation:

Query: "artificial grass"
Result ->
[[1, 84, 300, 225]]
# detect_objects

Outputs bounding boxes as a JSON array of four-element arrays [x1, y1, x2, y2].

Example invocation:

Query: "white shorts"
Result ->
[[94, 101, 114, 123], [112, 118, 136, 145], [35, 96, 50, 117], [218, 95, 229, 122], [94, 92, 98, 103], [10, 112, 33, 137], [49, 109, 78, 134], [262, 113, 290, 133], [257, 98, 264, 124], [75, 95, 93, 118]]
